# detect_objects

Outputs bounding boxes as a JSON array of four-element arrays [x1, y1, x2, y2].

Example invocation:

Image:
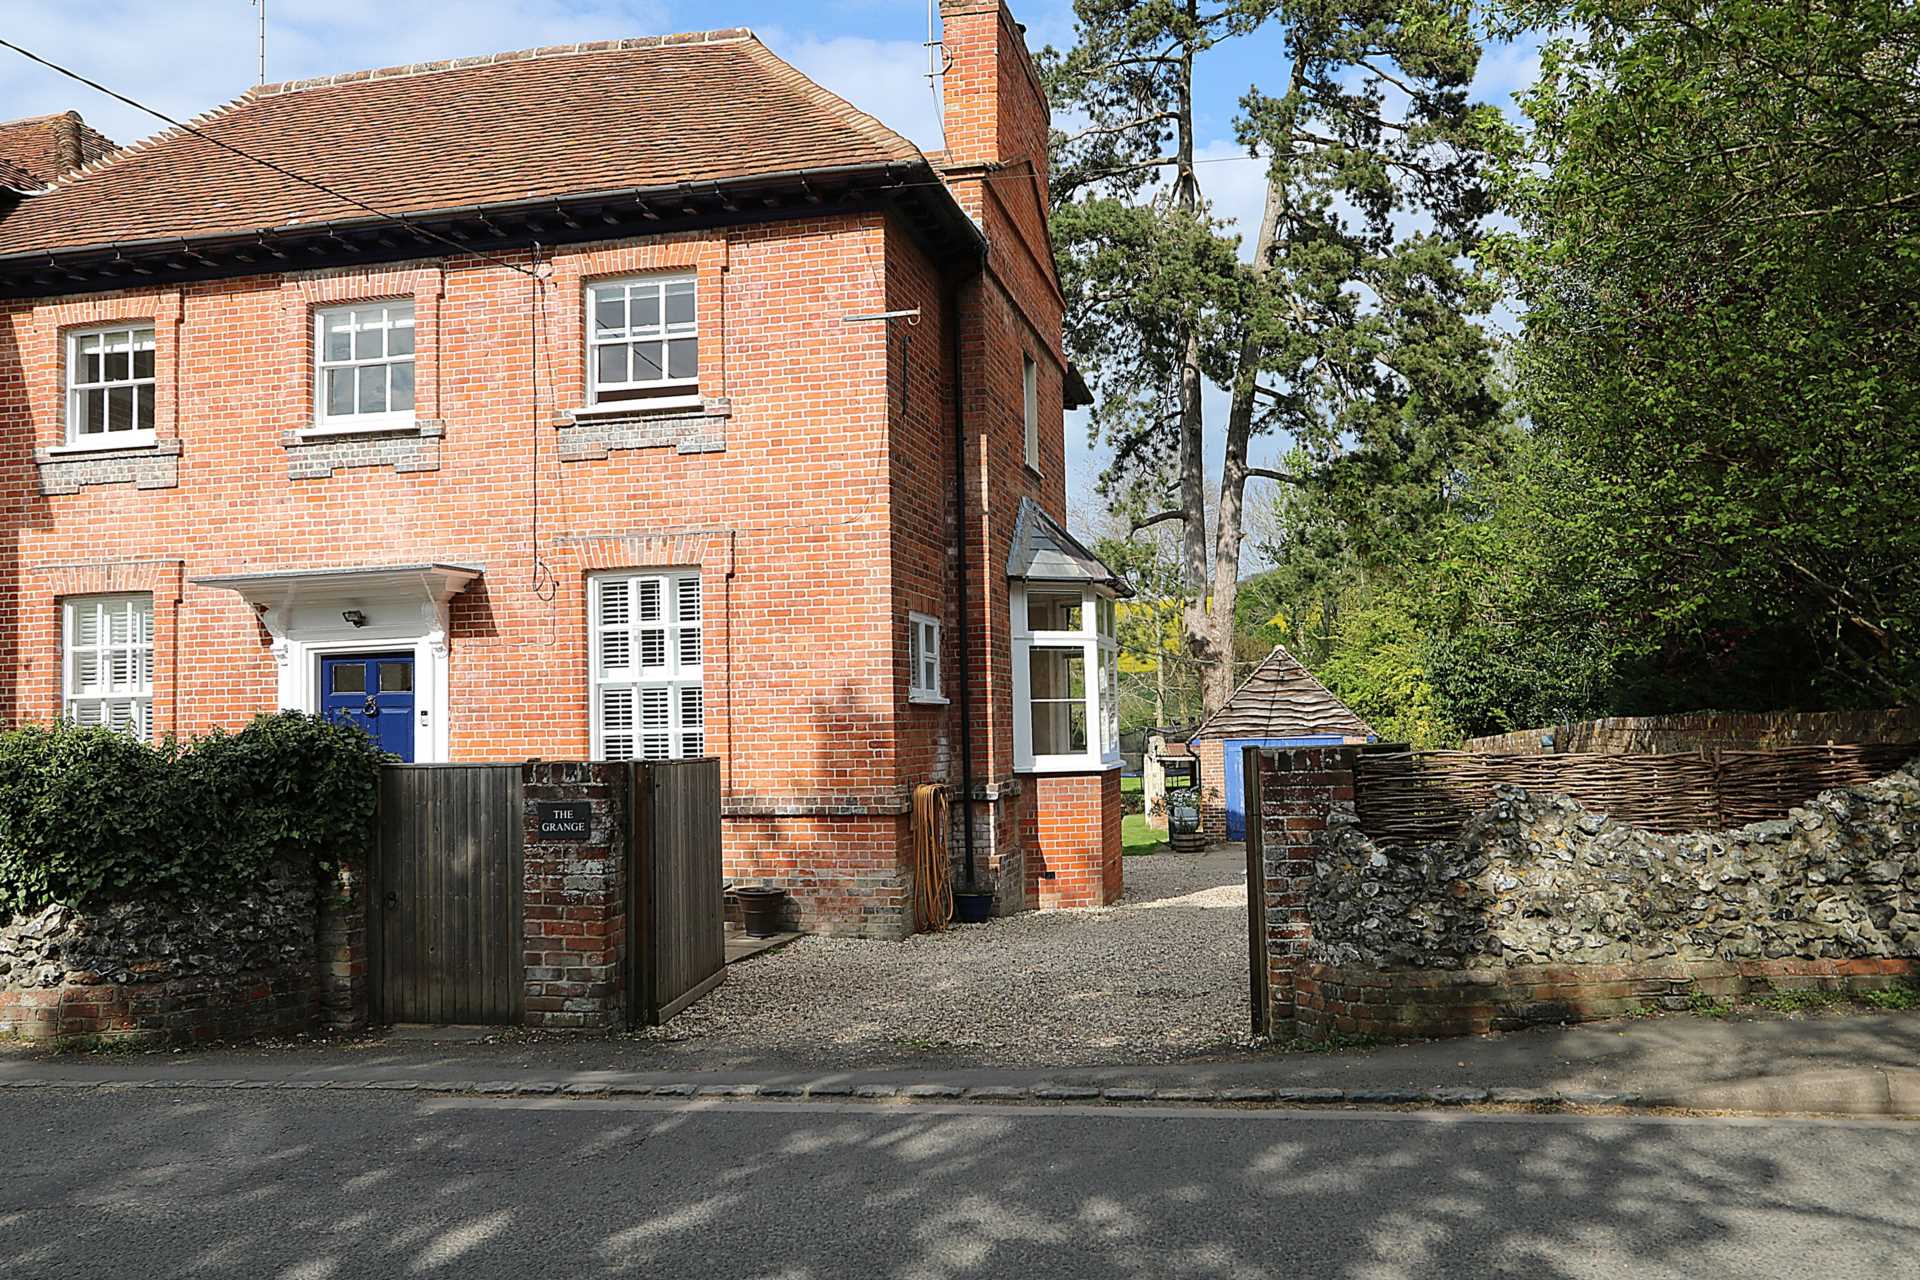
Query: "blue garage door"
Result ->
[[1221, 736, 1348, 841]]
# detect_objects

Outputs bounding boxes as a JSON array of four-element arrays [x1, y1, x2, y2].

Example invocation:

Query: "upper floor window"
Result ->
[[315, 301, 415, 428], [66, 325, 156, 447], [64, 594, 153, 739], [1022, 354, 1039, 471], [588, 274, 698, 407]]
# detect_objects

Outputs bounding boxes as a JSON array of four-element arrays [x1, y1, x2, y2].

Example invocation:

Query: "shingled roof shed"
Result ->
[[1192, 645, 1373, 743], [1187, 645, 1373, 842]]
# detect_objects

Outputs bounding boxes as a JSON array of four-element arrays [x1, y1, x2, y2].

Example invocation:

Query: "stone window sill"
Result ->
[[293, 418, 424, 441], [41, 437, 164, 460], [559, 396, 730, 426]]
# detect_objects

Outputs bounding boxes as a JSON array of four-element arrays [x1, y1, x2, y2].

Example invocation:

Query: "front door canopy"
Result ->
[[190, 562, 483, 618]]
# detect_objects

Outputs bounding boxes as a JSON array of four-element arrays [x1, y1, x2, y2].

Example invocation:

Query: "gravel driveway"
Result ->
[[645, 847, 1253, 1068]]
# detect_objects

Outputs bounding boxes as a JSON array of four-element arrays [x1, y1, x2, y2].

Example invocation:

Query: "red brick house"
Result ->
[[0, 3, 1128, 936]]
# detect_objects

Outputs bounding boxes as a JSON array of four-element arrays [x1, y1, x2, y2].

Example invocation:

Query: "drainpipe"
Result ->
[[946, 258, 985, 889]]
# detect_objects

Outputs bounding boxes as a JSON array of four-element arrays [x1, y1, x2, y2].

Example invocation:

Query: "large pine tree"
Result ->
[[1045, 0, 1505, 710]]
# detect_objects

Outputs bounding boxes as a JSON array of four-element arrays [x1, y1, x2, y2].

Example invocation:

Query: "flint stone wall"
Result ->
[[1308, 764, 1920, 971], [1251, 745, 1920, 1040], [0, 861, 318, 1042]]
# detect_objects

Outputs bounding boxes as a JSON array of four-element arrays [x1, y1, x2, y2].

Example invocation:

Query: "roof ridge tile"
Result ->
[[255, 29, 756, 97]]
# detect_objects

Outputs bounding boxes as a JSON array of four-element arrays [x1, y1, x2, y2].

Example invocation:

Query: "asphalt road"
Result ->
[[1, 1092, 1916, 1279]]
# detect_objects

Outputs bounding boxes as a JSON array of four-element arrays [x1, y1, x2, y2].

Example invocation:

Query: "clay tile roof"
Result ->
[[1190, 645, 1374, 742], [0, 31, 925, 257], [0, 111, 116, 189], [0, 157, 38, 193]]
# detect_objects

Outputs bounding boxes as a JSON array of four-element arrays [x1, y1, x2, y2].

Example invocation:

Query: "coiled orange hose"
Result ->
[[912, 782, 953, 932]]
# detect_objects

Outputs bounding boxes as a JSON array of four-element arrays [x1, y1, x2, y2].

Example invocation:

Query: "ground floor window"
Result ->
[[1012, 585, 1120, 771], [63, 593, 153, 738], [590, 569, 704, 760]]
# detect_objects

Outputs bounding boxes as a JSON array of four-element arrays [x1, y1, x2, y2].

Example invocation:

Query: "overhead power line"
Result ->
[[0, 33, 1271, 276], [0, 35, 537, 278]]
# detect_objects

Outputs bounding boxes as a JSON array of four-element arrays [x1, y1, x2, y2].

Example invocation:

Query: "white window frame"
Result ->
[[312, 300, 417, 432], [1011, 582, 1121, 772], [585, 273, 700, 411], [589, 569, 706, 762], [63, 593, 153, 740], [64, 324, 157, 450], [1022, 354, 1040, 472], [908, 612, 945, 704]]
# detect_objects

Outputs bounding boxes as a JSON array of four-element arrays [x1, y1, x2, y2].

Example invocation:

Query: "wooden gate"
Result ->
[[1244, 745, 1271, 1037], [628, 759, 727, 1026], [370, 763, 525, 1024]]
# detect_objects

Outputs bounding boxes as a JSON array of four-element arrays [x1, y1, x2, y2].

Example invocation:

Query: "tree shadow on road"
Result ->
[[0, 1089, 1913, 1278]]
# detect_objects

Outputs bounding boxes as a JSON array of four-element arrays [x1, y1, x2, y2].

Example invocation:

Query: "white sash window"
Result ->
[[67, 325, 156, 447], [908, 612, 944, 703], [587, 274, 698, 406], [314, 301, 416, 428], [590, 570, 704, 761], [64, 594, 153, 739]]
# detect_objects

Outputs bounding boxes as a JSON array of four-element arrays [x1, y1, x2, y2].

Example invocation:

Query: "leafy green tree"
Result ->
[[1493, 0, 1920, 705], [1046, 0, 1506, 712]]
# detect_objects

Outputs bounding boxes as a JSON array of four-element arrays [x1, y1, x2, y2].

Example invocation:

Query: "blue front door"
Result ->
[[322, 652, 416, 761]]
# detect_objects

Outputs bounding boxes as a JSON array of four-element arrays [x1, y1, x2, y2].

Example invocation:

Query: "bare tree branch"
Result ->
[[1131, 509, 1190, 532]]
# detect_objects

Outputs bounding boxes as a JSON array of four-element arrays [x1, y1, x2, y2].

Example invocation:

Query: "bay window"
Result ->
[[1012, 583, 1120, 772]]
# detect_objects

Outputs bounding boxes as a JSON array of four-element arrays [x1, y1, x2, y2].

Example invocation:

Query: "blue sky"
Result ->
[[1, 0, 1541, 524]]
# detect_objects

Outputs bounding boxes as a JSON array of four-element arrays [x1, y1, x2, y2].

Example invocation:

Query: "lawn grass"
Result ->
[[1121, 773, 1143, 794], [1121, 812, 1167, 856]]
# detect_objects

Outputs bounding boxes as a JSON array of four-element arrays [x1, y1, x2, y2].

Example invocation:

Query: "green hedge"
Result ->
[[0, 712, 386, 915]]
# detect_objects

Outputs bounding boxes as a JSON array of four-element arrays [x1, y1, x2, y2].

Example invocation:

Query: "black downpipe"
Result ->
[[946, 262, 984, 889]]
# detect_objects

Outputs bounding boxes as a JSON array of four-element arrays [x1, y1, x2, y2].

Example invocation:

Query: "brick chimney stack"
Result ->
[[0, 110, 115, 190], [938, 0, 1051, 211]]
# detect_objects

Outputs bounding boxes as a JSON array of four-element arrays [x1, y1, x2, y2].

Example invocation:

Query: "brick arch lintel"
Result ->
[[559, 529, 735, 576], [42, 558, 184, 603]]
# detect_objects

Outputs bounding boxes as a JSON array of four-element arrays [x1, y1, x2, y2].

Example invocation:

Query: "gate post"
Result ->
[[521, 762, 629, 1029], [1249, 746, 1358, 1038], [319, 855, 370, 1031]]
